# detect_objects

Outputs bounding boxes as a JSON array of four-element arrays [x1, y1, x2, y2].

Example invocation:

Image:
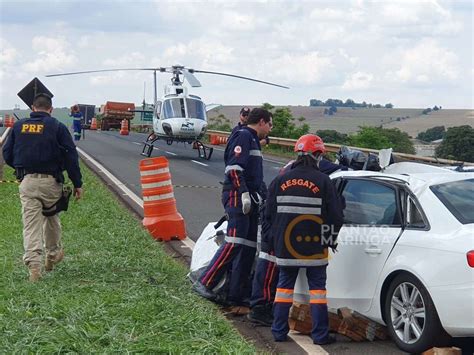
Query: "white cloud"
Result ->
[[23, 36, 77, 72], [342, 71, 374, 90], [0, 38, 19, 65], [391, 39, 459, 83], [265, 52, 333, 85], [103, 52, 146, 67]]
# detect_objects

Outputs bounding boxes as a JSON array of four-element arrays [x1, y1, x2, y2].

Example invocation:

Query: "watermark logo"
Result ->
[[284, 214, 328, 259]]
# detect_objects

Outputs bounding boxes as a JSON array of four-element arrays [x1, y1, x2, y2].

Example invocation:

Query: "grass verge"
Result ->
[[0, 165, 255, 353]]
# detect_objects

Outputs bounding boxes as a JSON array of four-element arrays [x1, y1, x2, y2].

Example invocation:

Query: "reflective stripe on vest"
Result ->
[[249, 150, 262, 157], [275, 288, 294, 303], [140, 167, 170, 176], [309, 289, 327, 304], [277, 196, 322, 205], [224, 236, 257, 248], [275, 257, 328, 267], [277, 206, 321, 214], [225, 164, 244, 174], [258, 251, 276, 263], [143, 192, 175, 201]]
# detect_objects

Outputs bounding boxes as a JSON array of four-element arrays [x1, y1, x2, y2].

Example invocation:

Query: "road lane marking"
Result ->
[[191, 160, 209, 166], [288, 331, 328, 354], [165, 151, 177, 156], [133, 142, 142, 145], [77, 147, 195, 249]]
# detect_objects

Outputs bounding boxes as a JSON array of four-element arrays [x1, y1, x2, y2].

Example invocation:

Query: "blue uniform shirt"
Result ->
[[2, 111, 83, 188], [223, 126, 263, 194]]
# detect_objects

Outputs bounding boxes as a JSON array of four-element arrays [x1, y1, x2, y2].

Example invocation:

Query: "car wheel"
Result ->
[[384, 273, 450, 353]]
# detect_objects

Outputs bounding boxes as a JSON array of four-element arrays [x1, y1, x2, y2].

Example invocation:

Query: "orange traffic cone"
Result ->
[[120, 119, 129, 135], [140, 157, 187, 241], [90, 117, 97, 130]]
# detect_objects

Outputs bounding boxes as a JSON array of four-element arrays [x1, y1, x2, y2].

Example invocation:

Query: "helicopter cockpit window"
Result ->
[[163, 98, 186, 119], [186, 98, 206, 120]]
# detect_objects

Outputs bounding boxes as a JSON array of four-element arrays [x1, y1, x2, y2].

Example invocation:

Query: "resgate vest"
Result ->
[[265, 165, 343, 267]]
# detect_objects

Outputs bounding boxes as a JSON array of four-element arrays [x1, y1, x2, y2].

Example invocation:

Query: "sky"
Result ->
[[0, 0, 473, 110]]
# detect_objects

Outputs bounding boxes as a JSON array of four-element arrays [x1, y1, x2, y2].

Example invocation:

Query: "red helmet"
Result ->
[[294, 134, 326, 155]]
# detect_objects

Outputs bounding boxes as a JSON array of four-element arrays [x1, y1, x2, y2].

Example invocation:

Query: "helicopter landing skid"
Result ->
[[193, 140, 214, 160], [141, 133, 159, 157]]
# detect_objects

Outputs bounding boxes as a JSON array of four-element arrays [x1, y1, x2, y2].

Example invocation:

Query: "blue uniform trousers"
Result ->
[[250, 256, 279, 308], [272, 265, 329, 343], [199, 209, 258, 305], [72, 119, 81, 141]]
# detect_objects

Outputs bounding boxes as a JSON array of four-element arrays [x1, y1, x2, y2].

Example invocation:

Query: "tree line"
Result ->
[[310, 98, 393, 109], [207, 104, 473, 162]]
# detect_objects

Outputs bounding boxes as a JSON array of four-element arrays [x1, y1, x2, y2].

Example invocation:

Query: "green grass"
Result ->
[[0, 165, 256, 353]]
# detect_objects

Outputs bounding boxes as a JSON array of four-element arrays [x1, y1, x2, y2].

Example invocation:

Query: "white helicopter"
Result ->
[[46, 65, 289, 160]]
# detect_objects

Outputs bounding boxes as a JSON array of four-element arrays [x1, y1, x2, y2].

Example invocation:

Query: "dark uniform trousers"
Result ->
[[272, 265, 329, 343], [199, 203, 259, 305], [250, 254, 279, 308]]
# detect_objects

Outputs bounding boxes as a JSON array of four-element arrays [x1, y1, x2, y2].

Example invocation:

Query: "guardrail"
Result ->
[[207, 129, 473, 166], [0, 127, 12, 180]]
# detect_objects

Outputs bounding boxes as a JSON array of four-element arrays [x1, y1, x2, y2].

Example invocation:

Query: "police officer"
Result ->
[[265, 134, 343, 344], [2, 93, 83, 282], [248, 150, 348, 326], [194, 108, 272, 309]]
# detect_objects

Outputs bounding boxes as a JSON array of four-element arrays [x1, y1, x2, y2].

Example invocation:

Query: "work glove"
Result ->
[[241, 192, 251, 214]]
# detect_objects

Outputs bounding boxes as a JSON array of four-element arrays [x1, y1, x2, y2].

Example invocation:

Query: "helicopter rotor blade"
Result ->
[[190, 69, 289, 89], [46, 68, 160, 77], [182, 69, 202, 87]]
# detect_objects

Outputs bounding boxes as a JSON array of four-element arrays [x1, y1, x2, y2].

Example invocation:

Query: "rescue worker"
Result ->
[[70, 105, 82, 141], [194, 108, 273, 310], [231, 107, 270, 146], [266, 134, 343, 344], [248, 153, 348, 326], [2, 93, 83, 282]]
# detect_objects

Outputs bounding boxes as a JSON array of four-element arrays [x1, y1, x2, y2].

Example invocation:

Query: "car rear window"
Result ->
[[430, 178, 474, 224]]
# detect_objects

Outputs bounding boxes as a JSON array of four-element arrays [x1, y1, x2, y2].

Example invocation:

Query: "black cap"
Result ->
[[240, 106, 250, 116], [17, 77, 54, 108]]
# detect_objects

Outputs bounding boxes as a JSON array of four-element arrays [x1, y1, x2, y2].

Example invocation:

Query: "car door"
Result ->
[[327, 178, 403, 313]]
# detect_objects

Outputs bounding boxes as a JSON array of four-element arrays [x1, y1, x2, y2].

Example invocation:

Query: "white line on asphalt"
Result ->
[[191, 160, 209, 166], [77, 147, 196, 248], [288, 331, 328, 354], [133, 142, 142, 145], [165, 151, 177, 156]]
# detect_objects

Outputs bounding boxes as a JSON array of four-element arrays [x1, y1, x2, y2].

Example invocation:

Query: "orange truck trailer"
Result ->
[[99, 101, 135, 131]]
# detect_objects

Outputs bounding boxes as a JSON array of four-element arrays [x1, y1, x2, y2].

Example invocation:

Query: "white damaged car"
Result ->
[[294, 162, 474, 353]]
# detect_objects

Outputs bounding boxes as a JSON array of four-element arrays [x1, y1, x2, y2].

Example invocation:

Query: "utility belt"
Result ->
[[15, 168, 64, 184]]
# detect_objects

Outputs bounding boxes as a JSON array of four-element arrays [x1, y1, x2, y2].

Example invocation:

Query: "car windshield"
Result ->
[[430, 178, 474, 224]]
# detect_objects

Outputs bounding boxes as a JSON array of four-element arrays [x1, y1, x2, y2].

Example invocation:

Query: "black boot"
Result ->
[[247, 304, 273, 326], [193, 282, 216, 301]]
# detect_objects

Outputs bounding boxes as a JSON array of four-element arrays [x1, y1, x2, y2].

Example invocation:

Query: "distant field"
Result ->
[[207, 106, 473, 137], [2, 106, 472, 138]]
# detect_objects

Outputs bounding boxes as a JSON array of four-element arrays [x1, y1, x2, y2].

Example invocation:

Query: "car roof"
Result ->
[[332, 162, 474, 189]]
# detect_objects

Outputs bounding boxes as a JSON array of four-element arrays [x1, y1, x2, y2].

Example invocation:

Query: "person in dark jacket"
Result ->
[[194, 108, 272, 311], [247, 148, 347, 326], [265, 134, 343, 344], [2, 93, 83, 282], [231, 107, 270, 146], [69, 105, 82, 141]]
